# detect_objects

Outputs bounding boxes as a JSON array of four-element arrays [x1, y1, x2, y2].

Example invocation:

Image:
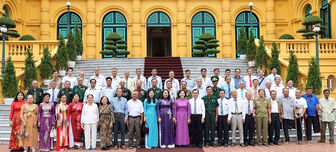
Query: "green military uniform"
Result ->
[[253, 98, 271, 145], [202, 95, 219, 145], [147, 87, 162, 100], [177, 89, 192, 100], [26, 88, 44, 105], [212, 87, 221, 100], [122, 88, 132, 100], [57, 88, 73, 104], [136, 89, 147, 102], [72, 85, 88, 102]]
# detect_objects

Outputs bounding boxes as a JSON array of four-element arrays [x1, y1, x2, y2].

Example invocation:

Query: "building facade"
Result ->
[[0, 0, 335, 59]]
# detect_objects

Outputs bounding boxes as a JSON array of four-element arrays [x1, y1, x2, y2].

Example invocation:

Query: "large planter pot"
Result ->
[[240, 55, 247, 60], [4, 98, 14, 105], [77, 55, 82, 60], [248, 61, 255, 67], [59, 70, 66, 76], [68, 61, 76, 68], [44, 79, 51, 86]]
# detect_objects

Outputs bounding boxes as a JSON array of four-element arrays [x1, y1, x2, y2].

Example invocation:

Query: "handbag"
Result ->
[[50, 127, 56, 138], [142, 125, 149, 134]]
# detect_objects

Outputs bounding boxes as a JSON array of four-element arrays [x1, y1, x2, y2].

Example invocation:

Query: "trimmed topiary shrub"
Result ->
[[279, 34, 295, 39], [1, 57, 18, 98], [297, 16, 323, 39], [19, 35, 36, 41], [0, 16, 20, 38], [192, 33, 220, 57], [101, 32, 129, 57]]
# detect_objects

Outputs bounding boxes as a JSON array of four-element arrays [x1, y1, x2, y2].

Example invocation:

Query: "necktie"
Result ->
[[248, 100, 251, 114], [249, 76, 252, 87], [228, 84, 231, 98], [194, 99, 197, 114], [241, 89, 245, 100], [235, 100, 238, 113], [221, 99, 223, 115], [33, 89, 37, 103], [52, 90, 55, 103], [126, 79, 128, 88], [254, 89, 257, 99]]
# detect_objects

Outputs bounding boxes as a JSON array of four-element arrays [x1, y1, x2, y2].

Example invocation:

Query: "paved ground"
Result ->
[[3, 142, 336, 152]]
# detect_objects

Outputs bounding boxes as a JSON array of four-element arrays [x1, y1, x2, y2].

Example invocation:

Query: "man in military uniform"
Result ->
[[119, 80, 132, 100], [253, 89, 271, 146], [72, 77, 88, 102], [202, 86, 218, 147], [147, 79, 162, 100], [178, 81, 192, 99], [57, 81, 73, 104], [211, 76, 222, 100], [26, 80, 44, 105], [135, 80, 147, 102]]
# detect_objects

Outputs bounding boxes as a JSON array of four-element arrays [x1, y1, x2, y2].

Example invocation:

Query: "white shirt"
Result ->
[[248, 87, 260, 100], [147, 76, 162, 89], [271, 99, 279, 113], [127, 99, 144, 117], [216, 76, 234, 88], [122, 77, 135, 91], [164, 78, 180, 91], [47, 88, 59, 103], [266, 74, 283, 86], [111, 76, 121, 90], [295, 97, 307, 114], [81, 104, 99, 124], [199, 76, 212, 88], [62, 75, 77, 89], [189, 97, 206, 119], [237, 88, 247, 100], [100, 86, 116, 102], [243, 99, 254, 115], [133, 75, 147, 90], [228, 97, 246, 120], [90, 74, 106, 88], [265, 88, 272, 99], [168, 88, 177, 101], [84, 87, 101, 103], [192, 86, 206, 98], [287, 87, 297, 99], [270, 84, 284, 99], [243, 75, 257, 90], [217, 98, 230, 116]]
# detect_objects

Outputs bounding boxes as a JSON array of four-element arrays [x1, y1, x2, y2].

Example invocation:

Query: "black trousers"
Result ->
[[283, 119, 294, 142], [114, 115, 126, 146], [268, 113, 280, 143], [243, 114, 254, 144], [305, 116, 320, 141], [296, 117, 303, 141], [191, 114, 203, 146], [217, 115, 229, 144]]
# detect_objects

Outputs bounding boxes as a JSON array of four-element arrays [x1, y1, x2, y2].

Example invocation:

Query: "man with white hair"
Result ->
[[79, 71, 89, 87], [199, 68, 212, 88], [122, 71, 135, 91], [147, 68, 162, 89], [271, 76, 284, 99], [133, 68, 147, 89], [237, 81, 247, 100], [193, 78, 206, 98], [264, 81, 272, 99], [266, 67, 283, 86], [26, 80, 44, 104], [111, 68, 121, 90], [286, 80, 297, 98], [90, 67, 106, 88], [257, 69, 267, 90], [164, 71, 180, 91], [243, 68, 257, 90]]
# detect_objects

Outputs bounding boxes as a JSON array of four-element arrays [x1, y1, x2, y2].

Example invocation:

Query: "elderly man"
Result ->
[[243, 68, 257, 90], [199, 68, 212, 88], [286, 80, 297, 98], [84, 79, 101, 104], [62, 67, 77, 89], [302, 86, 320, 142], [244, 91, 256, 146], [164, 71, 180, 91], [211, 76, 222, 100], [111, 68, 121, 90], [90, 67, 106, 88], [73, 77, 88, 102], [222, 76, 235, 99], [122, 71, 135, 91], [227, 89, 245, 147], [279, 88, 295, 143], [319, 89, 336, 144], [266, 67, 283, 86], [166, 80, 177, 101], [181, 69, 195, 90], [233, 68, 244, 89], [237, 81, 247, 100], [26, 80, 44, 105], [178, 81, 192, 99], [147, 79, 162, 100], [253, 89, 271, 146], [264, 81, 272, 99], [119, 80, 132, 101], [101, 77, 116, 101], [57, 81, 73, 104], [79, 71, 89, 87], [271, 76, 284, 99], [248, 79, 259, 100], [203, 86, 218, 147], [294, 89, 307, 144], [147, 68, 162, 89], [47, 80, 60, 104], [127, 91, 144, 149], [48, 70, 62, 89], [257, 69, 267, 90], [268, 90, 282, 145], [133, 68, 147, 89], [189, 89, 205, 148], [217, 90, 230, 147], [134, 80, 147, 102], [193, 78, 206, 98], [212, 68, 224, 87]]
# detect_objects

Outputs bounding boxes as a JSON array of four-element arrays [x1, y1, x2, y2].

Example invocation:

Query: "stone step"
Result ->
[[0, 114, 10, 120], [0, 131, 10, 139], [0, 119, 9, 125], [0, 124, 11, 131]]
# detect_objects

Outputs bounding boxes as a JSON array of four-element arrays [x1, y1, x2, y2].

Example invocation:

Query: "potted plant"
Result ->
[[237, 27, 247, 60], [1, 57, 18, 105], [192, 33, 220, 57], [74, 25, 83, 60], [56, 35, 68, 76], [66, 30, 77, 67], [40, 47, 53, 85], [246, 30, 256, 67]]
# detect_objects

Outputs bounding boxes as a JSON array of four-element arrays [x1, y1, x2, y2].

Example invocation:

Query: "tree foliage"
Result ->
[[55, 35, 68, 70], [40, 47, 53, 79], [246, 30, 257, 61], [269, 42, 281, 74], [192, 33, 220, 57], [1, 57, 18, 98], [237, 27, 247, 55], [0, 16, 20, 38], [66, 31, 77, 61], [23, 49, 38, 89], [100, 32, 130, 57], [74, 25, 83, 56], [255, 36, 268, 69], [286, 51, 299, 87], [306, 57, 322, 95]]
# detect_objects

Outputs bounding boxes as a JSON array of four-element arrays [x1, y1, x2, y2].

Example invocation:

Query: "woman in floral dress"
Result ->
[[9, 92, 25, 151], [99, 96, 114, 151]]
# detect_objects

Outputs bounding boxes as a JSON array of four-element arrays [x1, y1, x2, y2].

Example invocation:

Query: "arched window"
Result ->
[[235, 11, 259, 58], [2, 6, 8, 17], [327, 75, 335, 92], [102, 11, 127, 58], [191, 11, 216, 57], [305, 5, 312, 17], [321, 0, 331, 38], [57, 12, 82, 39]]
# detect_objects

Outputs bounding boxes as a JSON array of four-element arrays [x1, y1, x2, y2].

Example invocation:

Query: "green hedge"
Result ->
[[279, 34, 295, 39], [19, 35, 36, 41]]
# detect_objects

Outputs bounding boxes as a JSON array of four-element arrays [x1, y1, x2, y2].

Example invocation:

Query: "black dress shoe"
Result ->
[[224, 143, 228, 147], [273, 142, 280, 145], [245, 143, 248, 146], [198, 145, 203, 148], [240, 144, 245, 147], [231, 143, 235, 147]]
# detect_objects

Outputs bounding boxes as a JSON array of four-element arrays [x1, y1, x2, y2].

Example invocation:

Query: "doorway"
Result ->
[[147, 27, 171, 57]]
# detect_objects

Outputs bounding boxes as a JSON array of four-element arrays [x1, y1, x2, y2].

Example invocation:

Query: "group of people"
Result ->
[[8, 66, 336, 152]]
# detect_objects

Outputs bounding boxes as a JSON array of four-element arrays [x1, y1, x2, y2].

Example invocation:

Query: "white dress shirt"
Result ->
[[228, 97, 246, 120], [189, 97, 206, 119], [81, 104, 99, 124], [266, 74, 283, 86], [111, 76, 121, 90], [248, 87, 260, 100], [133, 75, 147, 90], [271, 99, 279, 113], [62, 75, 77, 89], [122, 78, 135, 91], [287, 87, 297, 99], [295, 97, 307, 114], [243, 99, 254, 115], [147, 76, 162, 89], [237, 88, 247, 100], [192, 86, 206, 98], [243, 75, 257, 90], [199, 76, 212, 88], [271, 84, 284, 99], [164, 78, 180, 91], [216, 76, 234, 88], [265, 88, 272, 99], [90, 74, 106, 89], [168, 88, 177, 101], [84, 87, 101, 103], [217, 98, 230, 116], [47, 88, 59, 103], [127, 99, 144, 117], [100, 86, 116, 102]]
